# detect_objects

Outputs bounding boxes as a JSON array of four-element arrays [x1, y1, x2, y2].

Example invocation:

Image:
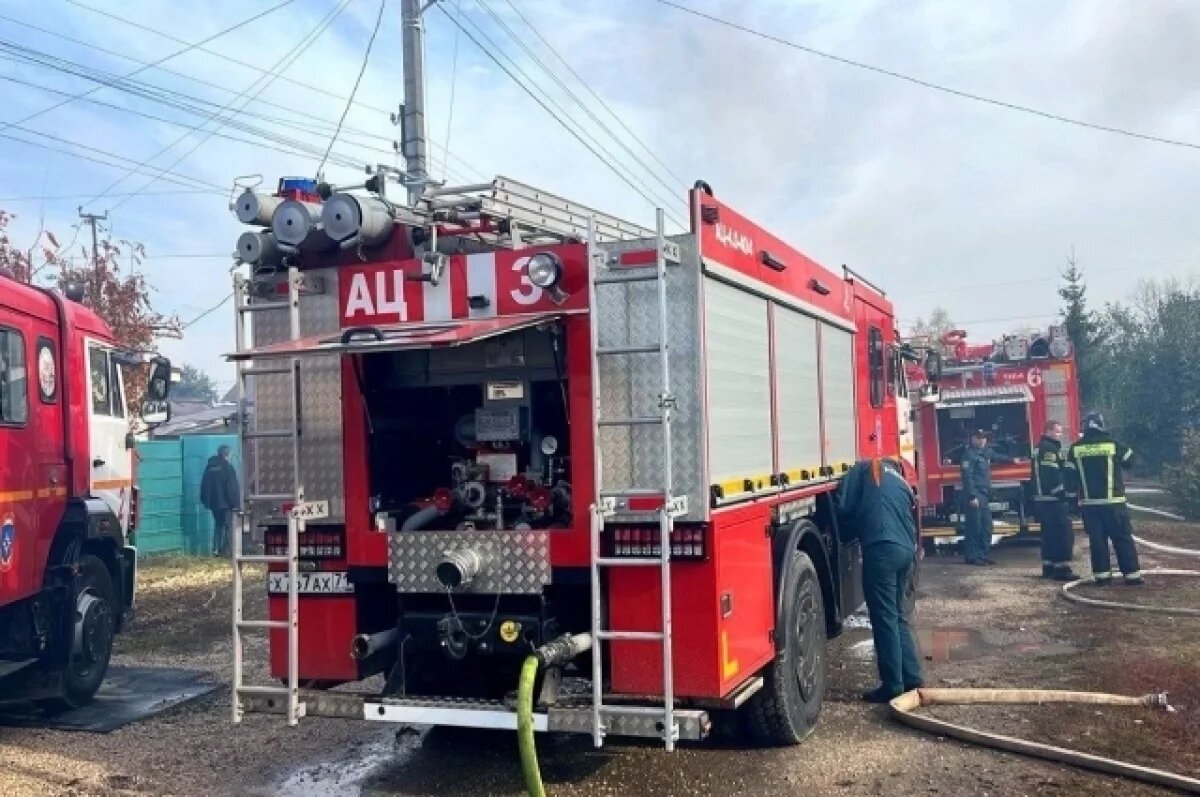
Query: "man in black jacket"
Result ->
[[1031, 420, 1079, 581], [1065, 412, 1142, 586], [200, 445, 240, 557]]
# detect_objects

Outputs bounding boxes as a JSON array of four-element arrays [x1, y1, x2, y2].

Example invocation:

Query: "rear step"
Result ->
[[240, 689, 710, 740]]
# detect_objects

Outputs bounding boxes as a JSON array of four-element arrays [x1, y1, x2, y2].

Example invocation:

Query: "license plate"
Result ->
[[268, 571, 352, 594], [988, 502, 1009, 512]]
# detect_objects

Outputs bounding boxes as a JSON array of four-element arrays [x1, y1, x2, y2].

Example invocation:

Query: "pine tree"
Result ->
[[1058, 248, 1102, 407]]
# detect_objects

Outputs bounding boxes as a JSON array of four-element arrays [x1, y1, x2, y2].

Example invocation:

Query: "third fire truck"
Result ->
[[224, 173, 916, 748], [906, 327, 1081, 547]]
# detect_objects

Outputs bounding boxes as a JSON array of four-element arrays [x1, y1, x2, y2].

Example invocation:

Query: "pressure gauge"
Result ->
[[540, 435, 559, 456]]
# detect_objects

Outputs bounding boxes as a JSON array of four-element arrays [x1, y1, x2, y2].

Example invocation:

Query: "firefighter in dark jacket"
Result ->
[[960, 430, 1014, 566], [1031, 420, 1079, 581], [200, 445, 240, 557], [1064, 412, 1143, 585], [838, 458, 924, 703]]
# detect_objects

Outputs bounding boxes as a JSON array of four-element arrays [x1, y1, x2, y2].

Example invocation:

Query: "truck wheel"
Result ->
[[745, 550, 827, 745], [41, 555, 117, 712]]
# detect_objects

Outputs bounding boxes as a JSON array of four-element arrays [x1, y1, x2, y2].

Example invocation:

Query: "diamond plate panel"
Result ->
[[547, 706, 710, 740], [248, 268, 344, 525], [388, 530, 550, 594], [593, 235, 706, 520]]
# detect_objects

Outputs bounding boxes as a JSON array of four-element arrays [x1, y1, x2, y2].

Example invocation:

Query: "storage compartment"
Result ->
[[936, 400, 1032, 464], [359, 325, 573, 531]]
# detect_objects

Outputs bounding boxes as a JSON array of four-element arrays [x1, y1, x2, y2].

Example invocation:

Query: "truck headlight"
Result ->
[[526, 253, 562, 288]]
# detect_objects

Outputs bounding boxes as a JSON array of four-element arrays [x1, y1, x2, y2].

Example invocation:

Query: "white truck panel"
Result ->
[[774, 308, 822, 473], [820, 324, 857, 468], [703, 278, 773, 485]]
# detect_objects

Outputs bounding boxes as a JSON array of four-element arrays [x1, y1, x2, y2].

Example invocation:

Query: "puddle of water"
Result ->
[[848, 626, 1076, 664], [274, 731, 420, 797]]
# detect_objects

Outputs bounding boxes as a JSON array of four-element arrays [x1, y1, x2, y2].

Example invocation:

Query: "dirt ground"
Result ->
[[1, 517, 1198, 797]]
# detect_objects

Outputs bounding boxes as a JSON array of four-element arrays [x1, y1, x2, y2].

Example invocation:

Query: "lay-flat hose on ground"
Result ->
[[1133, 535, 1200, 557], [890, 688, 1200, 794], [1061, 569, 1200, 616]]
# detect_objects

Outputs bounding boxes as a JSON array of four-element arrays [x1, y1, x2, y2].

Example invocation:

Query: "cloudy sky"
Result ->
[[3, 0, 1199, 395]]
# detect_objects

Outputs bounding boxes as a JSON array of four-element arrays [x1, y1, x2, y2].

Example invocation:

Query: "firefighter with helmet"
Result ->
[[1031, 419, 1079, 581], [1064, 412, 1143, 585]]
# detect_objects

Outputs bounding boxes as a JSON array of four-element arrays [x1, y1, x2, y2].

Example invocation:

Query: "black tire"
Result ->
[[744, 550, 827, 745], [40, 555, 117, 712]]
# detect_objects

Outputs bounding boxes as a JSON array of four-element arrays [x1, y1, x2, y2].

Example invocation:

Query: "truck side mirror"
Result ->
[[141, 357, 173, 426]]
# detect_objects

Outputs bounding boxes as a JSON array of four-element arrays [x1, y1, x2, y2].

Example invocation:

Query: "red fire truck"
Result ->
[[905, 328, 1081, 547], [0, 273, 172, 708], [227, 176, 915, 747]]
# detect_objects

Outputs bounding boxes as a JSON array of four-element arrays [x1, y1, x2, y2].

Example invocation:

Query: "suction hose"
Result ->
[[518, 633, 593, 797], [890, 688, 1200, 794]]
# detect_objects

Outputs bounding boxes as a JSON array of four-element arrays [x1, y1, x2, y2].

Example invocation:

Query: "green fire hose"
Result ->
[[518, 633, 593, 797]]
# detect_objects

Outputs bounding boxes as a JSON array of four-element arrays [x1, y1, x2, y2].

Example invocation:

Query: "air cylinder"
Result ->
[[271, 199, 323, 246], [233, 190, 283, 226], [321, 192, 395, 246]]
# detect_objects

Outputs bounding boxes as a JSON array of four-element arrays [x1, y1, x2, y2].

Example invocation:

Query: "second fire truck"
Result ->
[[906, 327, 1082, 547], [225, 174, 916, 748]]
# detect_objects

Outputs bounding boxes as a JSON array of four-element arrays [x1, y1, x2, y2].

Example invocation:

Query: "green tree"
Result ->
[[907, 307, 957, 340], [172, 364, 219, 403], [1164, 428, 1200, 520], [1058, 250, 1104, 407]]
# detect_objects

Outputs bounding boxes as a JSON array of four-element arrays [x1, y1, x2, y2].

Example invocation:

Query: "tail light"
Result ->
[[264, 528, 345, 559], [608, 524, 706, 561]]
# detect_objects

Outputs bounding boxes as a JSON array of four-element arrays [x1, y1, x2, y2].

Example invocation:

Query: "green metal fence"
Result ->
[[135, 434, 241, 556]]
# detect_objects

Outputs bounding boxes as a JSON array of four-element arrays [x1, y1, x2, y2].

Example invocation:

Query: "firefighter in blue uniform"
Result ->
[[960, 429, 1014, 566], [1031, 420, 1079, 580], [1064, 412, 1143, 585], [838, 458, 924, 703]]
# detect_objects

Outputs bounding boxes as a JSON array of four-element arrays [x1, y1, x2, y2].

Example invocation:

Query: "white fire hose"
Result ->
[[889, 689, 1200, 794]]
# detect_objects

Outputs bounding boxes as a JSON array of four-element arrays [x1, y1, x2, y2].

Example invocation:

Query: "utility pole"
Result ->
[[400, 0, 430, 205], [78, 206, 107, 282]]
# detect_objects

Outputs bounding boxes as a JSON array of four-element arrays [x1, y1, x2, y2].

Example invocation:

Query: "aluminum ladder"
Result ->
[[586, 208, 685, 750], [231, 266, 306, 725]]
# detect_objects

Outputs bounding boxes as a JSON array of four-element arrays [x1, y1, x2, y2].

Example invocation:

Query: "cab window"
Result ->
[[90, 346, 114, 416], [109, 355, 126, 418], [868, 326, 885, 408], [0, 327, 29, 425]]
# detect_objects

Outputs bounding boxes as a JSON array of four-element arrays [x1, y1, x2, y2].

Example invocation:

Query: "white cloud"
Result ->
[[2, 0, 1199, 394]]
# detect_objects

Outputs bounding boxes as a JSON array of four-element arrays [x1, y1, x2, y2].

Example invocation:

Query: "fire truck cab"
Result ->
[[906, 327, 1080, 547], [0, 273, 172, 708], [227, 177, 914, 747]]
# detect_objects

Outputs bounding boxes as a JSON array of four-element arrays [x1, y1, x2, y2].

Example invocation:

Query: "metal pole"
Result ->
[[78, 207, 108, 287], [401, 0, 429, 205]]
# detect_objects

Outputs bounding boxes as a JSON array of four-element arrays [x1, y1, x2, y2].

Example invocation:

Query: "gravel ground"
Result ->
[[1, 522, 1198, 797]]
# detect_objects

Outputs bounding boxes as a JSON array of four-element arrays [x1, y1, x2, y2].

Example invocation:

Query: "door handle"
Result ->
[[93, 458, 106, 468]]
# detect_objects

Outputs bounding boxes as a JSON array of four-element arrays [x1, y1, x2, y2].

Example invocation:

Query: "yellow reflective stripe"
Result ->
[[1072, 442, 1117, 457], [1122, 448, 1134, 462], [0, 489, 36, 502]]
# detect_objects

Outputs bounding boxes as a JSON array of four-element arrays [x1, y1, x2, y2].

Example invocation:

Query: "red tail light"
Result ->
[[607, 524, 707, 561], [264, 528, 345, 559]]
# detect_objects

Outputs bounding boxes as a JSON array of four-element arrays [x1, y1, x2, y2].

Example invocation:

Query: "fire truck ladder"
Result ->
[[231, 266, 306, 726], [586, 208, 685, 751]]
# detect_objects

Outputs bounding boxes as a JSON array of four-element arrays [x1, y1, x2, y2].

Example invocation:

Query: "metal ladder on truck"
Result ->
[[586, 209, 686, 751], [231, 267, 306, 726]]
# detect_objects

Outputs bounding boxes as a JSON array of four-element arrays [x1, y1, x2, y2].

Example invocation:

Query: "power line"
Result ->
[[438, 3, 686, 228], [0, 0, 295, 134], [497, 0, 689, 190], [0, 10, 487, 179], [318, 0, 386, 175], [0, 190, 214, 203], [476, 0, 684, 205], [61, 0, 488, 180], [102, 0, 354, 213], [459, 2, 684, 221], [181, 293, 233, 329], [0, 128, 229, 193], [440, 0, 462, 183], [654, 0, 1200, 153]]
